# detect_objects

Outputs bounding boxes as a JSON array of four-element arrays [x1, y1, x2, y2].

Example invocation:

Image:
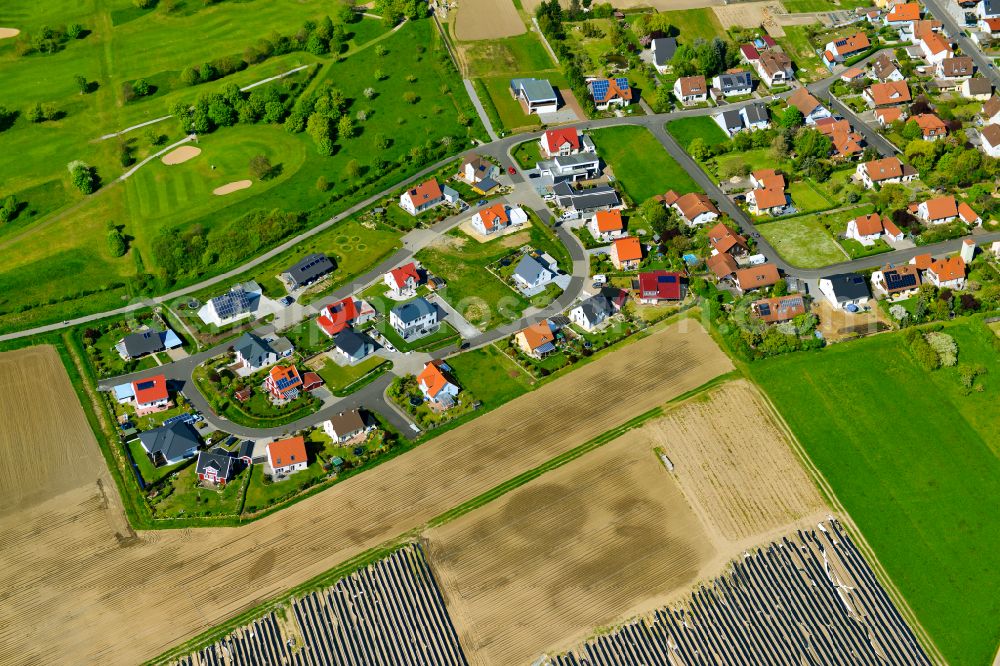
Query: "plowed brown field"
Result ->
[[0, 321, 732, 665]]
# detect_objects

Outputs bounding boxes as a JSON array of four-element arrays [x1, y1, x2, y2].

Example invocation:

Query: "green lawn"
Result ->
[[658, 8, 725, 45], [710, 148, 779, 179], [591, 126, 697, 201], [751, 320, 1000, 666], [757, 216, 848, 268], [148, 463, 247, 519], [788, 180, 834, 214], [462, 32, 554, 78], [778, 25, 828, 84], [841, 237, 893, 259], [479, 73, 567, 132], [127, 438, 186, 485], [666, 116, 729, 150], [316, 355, 389, 394], [512, 139, 542, 169], [781, 0, 871, 11], [446, 344, 533, 408]]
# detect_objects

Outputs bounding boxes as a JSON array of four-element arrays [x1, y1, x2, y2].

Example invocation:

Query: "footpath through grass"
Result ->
[[750, 320, 1000, 666]]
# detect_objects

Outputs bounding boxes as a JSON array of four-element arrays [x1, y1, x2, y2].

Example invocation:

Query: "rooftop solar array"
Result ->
[[658, 274, 677, 283], [210, 288, 253, 319], [886, 270, 918, 289], [757, 303, 772, 316], [590, 79, 609, 99]]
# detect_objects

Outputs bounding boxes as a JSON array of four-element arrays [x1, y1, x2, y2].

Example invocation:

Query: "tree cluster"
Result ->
[[15, 23, 86, 56], [25, 102, 59, 123], [172, 79, 294, 135], [372, 0, 424, 26], [535, 0, 599, 116], [68, 160, 99, 194], [671, 38, 735, 79], [0, 195, 19, 224]]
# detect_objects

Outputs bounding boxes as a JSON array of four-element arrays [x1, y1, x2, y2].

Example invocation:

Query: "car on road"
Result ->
[[508, 166, 516, 175], [477, 199, 488, 206], [279, 296, 294, 306]]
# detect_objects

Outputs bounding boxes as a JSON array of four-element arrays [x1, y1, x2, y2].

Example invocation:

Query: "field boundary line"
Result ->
[[751, 383, 948, 666]]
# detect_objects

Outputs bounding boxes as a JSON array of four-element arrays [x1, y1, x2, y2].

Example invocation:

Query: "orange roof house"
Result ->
[[385, 261, 422, 294], [752, 294, 807, 323], [735, 264, 781, 292], [886, 2, 920, 22], [911, 113, 948, 139], [594, 209, 624, 232], [417, 359, 461, 408], [399, 178, 444, 215], [477, 203, 510, 231], [610, 237, 643, 270], [864, 80, 911, 107], [515, 319, 559, 358], [875, 107, 905, 126], [541, 128, 581, 155], [958, 202, 981, 224], [910, 253, 933, 270], [707, 222, 748, 256], [672, 192, 720, 225], [267, 436, 308, 474], [816, 118, 864, 158], [927, 255, 966, 284], [706, 252, 739, 279], [133, 374, 168, 406], [265, 364, 302, 401]]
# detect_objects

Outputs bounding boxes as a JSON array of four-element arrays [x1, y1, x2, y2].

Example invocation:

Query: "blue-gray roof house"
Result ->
[[139, 421, 201, 467], [115, 327, 183, 360], [233, 332, 294, 371], [510, 78, 559, 115], [280, 253, 335, 291], [389, 297, 439, 340], [512, 254, 556, 291], [334, 329, 377, 363]]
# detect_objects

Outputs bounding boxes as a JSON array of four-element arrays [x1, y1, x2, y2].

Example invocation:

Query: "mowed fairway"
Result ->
[[751, 320, 1000, 666], [0, 321, 732, 665], [424, 432, 717, 666]]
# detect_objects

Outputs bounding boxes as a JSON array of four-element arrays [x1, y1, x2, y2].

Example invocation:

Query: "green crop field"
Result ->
[[751, 320, 1000, 666], [666, 116, 729, 149], [591, 125, 697, 202], [780, 0, 871, 12], [757, 215, 847, 267]]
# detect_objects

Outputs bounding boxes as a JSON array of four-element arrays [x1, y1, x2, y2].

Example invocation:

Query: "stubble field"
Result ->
[[0, 321, 732, 665], [454, 0, 525, 41]]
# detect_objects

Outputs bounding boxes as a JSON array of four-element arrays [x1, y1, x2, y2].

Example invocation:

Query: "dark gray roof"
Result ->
[[720, 109, 744, 130], [966, 77, 993, 94], [196, 448, 233, 479], [139, 421, 201, 464], [120, 329, 165, 358], [514, 254, 552, 284], [209, 285, 255, 319], [575, 294, 613, 325], [824, 273, 870, 301], [391, 297, 436, 324], [651, 37, 677, 67], [553, 183, 621, 210], [717, 71, 752, 92], [233, 332, 274, 367], [282, 253, 334, 287], [237, 440, 254, 460], [743, 102, 769, 124], [334, 329, 374, 356]]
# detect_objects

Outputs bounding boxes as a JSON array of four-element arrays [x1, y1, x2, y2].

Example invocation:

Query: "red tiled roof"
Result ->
[[741, 43, 760, 60], [707, 222, 748, 255], [316, 296, 359, 336], [404, 178, 442, 204], [612, 236, 643, 262], [594, 209, 624, 232], [751, 186, 787, 210], [886, 2, 920, 22], [301, 372, 323, 390], [268, 436, 307, 469], [417, 359, 456, 399], [673, 192, 719, 221], [958, 202, 980, 223], [735, 264, 781, 291], [591, 77, 632, 102], [519, 320, 556, 350], [752, 294, 806, 323], [543, 128, 580, 153], [922, 195, 959, 220], [921, 31, 951, 56], [706, 252, 739, 278], [478, 203, 509, 231], [831, 32, 870, 56], [388, 262, 420, 289], [788, 88, 823, 117], [866, 80, 911, 106], [928, 255, 966, 281], [875, 107, 905, 125], [636, 270, 683, 300], [677, 75, 707, 96], [853, 213, 888, 236], [863, 156, 904, 180], [910, 253, 933, 269], [133, 374, 168, 405]]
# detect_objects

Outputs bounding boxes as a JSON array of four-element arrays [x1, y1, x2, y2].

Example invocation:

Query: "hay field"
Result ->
[[424, 433, 718, 666], [0, 322, 732, 665], [639, 380, 826, 542], [0, 346, 107, 516], [455, 0, 525, 41]]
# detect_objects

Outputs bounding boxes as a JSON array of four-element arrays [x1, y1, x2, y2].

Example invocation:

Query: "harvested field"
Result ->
[[161, 145, 201, 165], [455, 0, 525, 41], [0, 346, 107, 516], [549, 519, 931, 666], [0, 322, 732, 665], [212, 179, 252, 195], [175, 545, 467, 666], [0, 28, 19, 39], [424, 431, 717, 666], [714, 1, 786, 37], [639, 380, 825, 542]]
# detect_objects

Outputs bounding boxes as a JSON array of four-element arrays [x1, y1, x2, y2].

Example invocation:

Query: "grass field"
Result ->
[[781, 0, 871, 11], [659, 8, 725, 45], [479, 72, 568, 132], [778, 25, 828, 83], [666, 116, 729, 149], [461, 32, 554, 78], [591, 126, 697, 202], [751, 320, 1000, 666], [787, 179, 834, 213], [445, 343, 533, 407], [710, 147, 780, 178], [316, 355, 387, 393], [757, 215, 847, 267]]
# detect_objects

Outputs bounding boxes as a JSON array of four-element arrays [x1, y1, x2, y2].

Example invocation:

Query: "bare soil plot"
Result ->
[[457, 217, 533, 243], [161, 145, 201, 165], [455, 0, 525, 41], [638, 379, 825, 542], [424, 433, 718, 666], [0, 346, 107, 517], [0, 28, 20, 39], [714, 2, 786, 37], [813, 298, 892, 342], [212, 179, 252, 195], [0, 322, 732, 665]]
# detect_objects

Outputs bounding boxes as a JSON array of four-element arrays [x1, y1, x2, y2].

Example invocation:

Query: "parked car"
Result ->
[[477, 199, 488, 206], [279, 296, 294, 306], [508, 166, 516, 175]]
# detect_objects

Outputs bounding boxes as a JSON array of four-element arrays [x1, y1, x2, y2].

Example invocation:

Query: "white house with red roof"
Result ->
[[399, 178, 458, 216], [846, 213, 904, 246], [822, 32, 870, 65], [417, 360, 461, 410], [588, 77, 633, 110], [471, 203, 527, 236], [315, 296, 374, 337], [662, 190, 719, 226], [267, 436, 308, 477], [915, 197, 980, 226], [130, 374, 170, 416], [384, 262, 423, 298], [539, 128, 596, 157], [588, 209, 625, 241], [924, 255, 967, 289]]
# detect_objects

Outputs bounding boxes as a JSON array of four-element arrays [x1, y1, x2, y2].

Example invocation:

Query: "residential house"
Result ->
[[569, 293, 617, 331], [883, 2, 921, 37], [552, 182, 621, 215], [924, 255, 967, 289], [539, 128, 596, 157], [663, 190, 719, 226], [749, 168, 785, 191], [823, 32, 871, 65], [265, 364, 302, 401], [515, 319, 559, 358], [131, 374, 170, 416], [610, 236, 643, 270], [389, 297, 438, 339], [787, 88, 832, 125], [115, 327, 182, 361], [384, 262, 422, 297], [871, 264, 922, 299], [301, 372, 323, 392], [735, 264, 781, 293], [198, 281, 261, 327], [981, 123, 1000, 157], [267, 436, 308, 477], [815, 118, 865, 160], [234, 332, 291, 372], [962, 77, 993, 100], [650, 37, 677, 73], [589, 77, 632, 110], [707, 252, 740, 280], [742, 102, 770, 131], [512, 253, 557, 291], [196, 449, 234, 486], [819, 273, 871, 309], [535, 153, 602, 183], [589, 209, 626, 241], [938, 56, 974, 80], [707, 222, 749, 257], [712, 70, 753, 97], [871, 52, 904, 82], [740, 43, 761, 64], [751, 294, 807, 323], [280, 253, 334, 291], [863, 80, 911, 108], [634, 270, 685, 303], [333, 328, 376, 364], [984, 96, 1000, 124], [912, 113, 948, 140], [139, 421, 201, 467], [840, 66, 866, 82], [846, 212, 904, 245], [471, 203, 527, 236], [755, 51, 795, 87], [915, 196, 980, 225], [855, 156, 918, 189], [981, 16, 1000, 33], [509, 78, 558, 114], [715, 108, 747, 137], [323, 409, 368, 443], [416, 359, 461, 409], [673, 75, 708, 105], [874, 106, 907, 126], [316, 296, 374, 337], [400, 179, 450, 216], [458, 154, 499, 190], [746, 176, 789, 216], [917, 28, 952, 65]]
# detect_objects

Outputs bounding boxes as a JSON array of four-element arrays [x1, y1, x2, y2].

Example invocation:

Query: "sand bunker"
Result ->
[[161, 145, 201, 165], [213, 180, 252, 195], [0, 28, 20, 40]]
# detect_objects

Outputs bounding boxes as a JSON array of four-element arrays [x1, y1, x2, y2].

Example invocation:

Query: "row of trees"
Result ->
[[670, 38, 736, 80], [13, 23, 87, 56], [171, 78, 297, 135]]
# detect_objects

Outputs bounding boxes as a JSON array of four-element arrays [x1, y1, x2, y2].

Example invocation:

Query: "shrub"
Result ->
[[132, 78, 151, 97], [67, 23, 85, 39], [958, 363, 986, 390], [926, 331, 957, 367], [67, 160, 98, 194], [107, 230, 127, 257], [905, 329, 939, 371], [248, 154, 273, 180]]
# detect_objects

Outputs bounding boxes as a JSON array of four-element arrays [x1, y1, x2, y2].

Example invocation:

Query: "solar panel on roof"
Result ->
[[658, 275, 677, 283], [757, 304, 772, 316], [886, 271, 917, 288], [591, 80, 609, 99], [136, 380, 155, 390]]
